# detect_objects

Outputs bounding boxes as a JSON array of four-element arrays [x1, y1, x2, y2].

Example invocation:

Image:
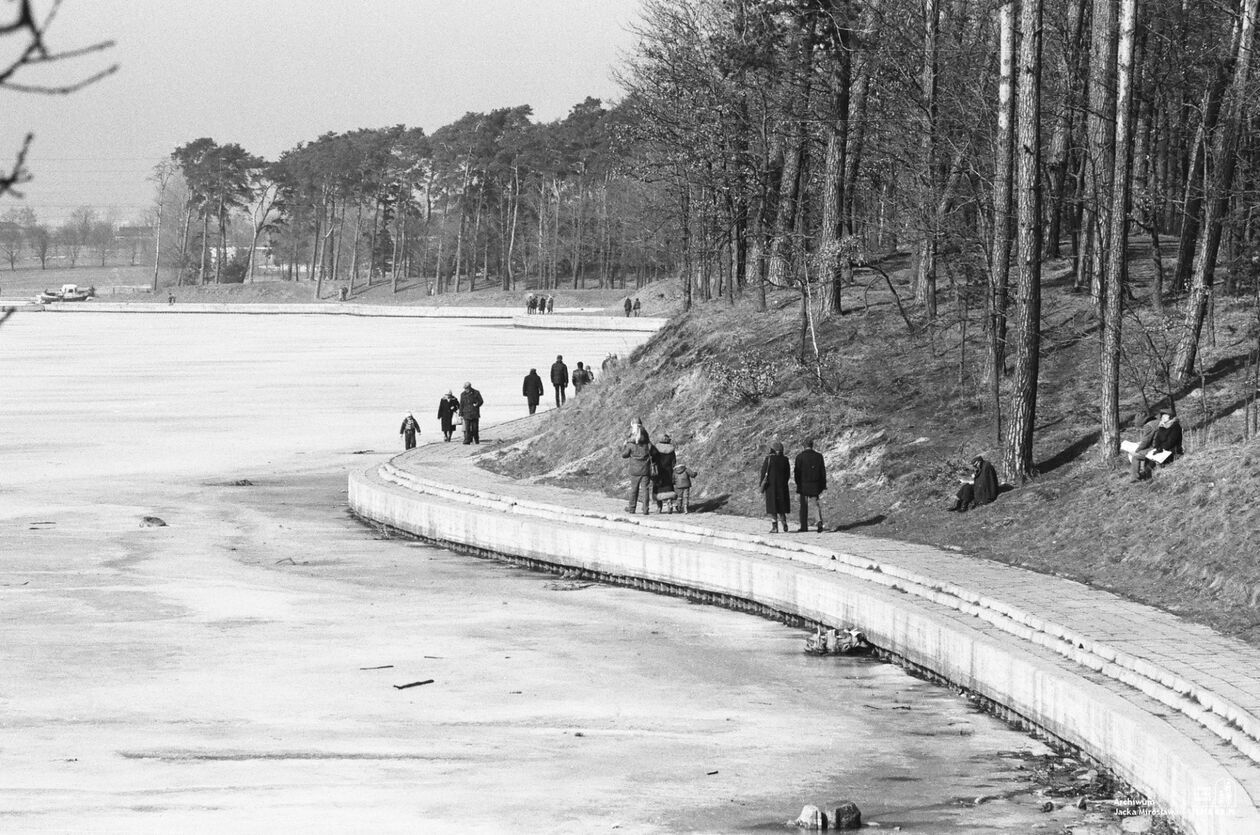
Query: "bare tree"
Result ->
[[0, 0, 117, 198], [148, 159, 176, 291], [1099, 0, 1139, 461], [1004, 0, 1044, 483]]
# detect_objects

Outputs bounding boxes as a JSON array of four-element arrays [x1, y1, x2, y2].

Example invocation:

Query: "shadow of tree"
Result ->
[[689, 493, 731, 513], [836, 514, 886, 532], [1035, 430, 1100, 475]]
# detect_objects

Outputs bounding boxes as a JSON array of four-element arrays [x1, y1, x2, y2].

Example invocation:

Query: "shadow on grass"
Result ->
[[836, 514, 887, 532], [690, 493, 731, 513], [1036, 430, 1100, 475]]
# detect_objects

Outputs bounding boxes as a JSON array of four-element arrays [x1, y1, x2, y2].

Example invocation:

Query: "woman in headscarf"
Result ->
[[437, 390, 460, 442], [760, 441, 791, 533]]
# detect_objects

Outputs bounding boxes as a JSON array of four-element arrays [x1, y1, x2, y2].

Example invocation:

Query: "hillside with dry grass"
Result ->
[[484, 250, 1260, 644]]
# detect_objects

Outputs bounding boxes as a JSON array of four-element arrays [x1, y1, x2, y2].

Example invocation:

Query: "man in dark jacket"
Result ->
[[459, 382, 484, 444], [399, 412, 420, 450], [522, 368, 544, 415], [550, 355, 569, 407], [624, 298, 633, 317], [794, 438, 827, 532]]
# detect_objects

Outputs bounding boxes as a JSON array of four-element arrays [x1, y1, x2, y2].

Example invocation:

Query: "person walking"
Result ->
[[550, 354, 569, 407], [399, 411, 421, 450], [459, 382, 484, 444], [522, 368, 544, 415], [547, 295, 555, 314], [632, 298, 641, 317], [572, 361, 591, 394], [624, 297, 633, 317], [760, 441, 791, 533], [621, 419, 655, 514], [437, 390, 460, 442], [651, 433, 677, 512], [794, 438, 827, 532]]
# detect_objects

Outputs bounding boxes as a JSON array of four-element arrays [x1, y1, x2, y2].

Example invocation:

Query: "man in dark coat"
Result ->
[[951, 456, 999, 512], [459, 382, 484, 444], [522, 368, 544, 415], [624, 298, 633, 317], [632, 298, 641, 317], [399, 411, 420, 450], [760, 441, 791, 533], [550, 354, 569, 407], [794, 438, 827, 532]]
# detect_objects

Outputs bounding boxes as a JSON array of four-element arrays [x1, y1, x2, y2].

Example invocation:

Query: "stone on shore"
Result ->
[[831, 801, 862, 829], [791, 804, 824, 829]]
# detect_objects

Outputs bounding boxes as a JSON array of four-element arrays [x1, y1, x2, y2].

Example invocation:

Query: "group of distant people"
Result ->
[[526, 294, 554, 314], [623, 297, 641, 317], [399, 353, 602, 451], [621, 419, 698, 514], [522, 354, 595, 414]]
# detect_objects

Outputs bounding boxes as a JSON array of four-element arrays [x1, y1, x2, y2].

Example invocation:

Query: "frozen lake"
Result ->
[[0, 312, 1083, 832]]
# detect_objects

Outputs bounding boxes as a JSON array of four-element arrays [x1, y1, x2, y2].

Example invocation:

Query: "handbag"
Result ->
[[455, 414, 464, 426]]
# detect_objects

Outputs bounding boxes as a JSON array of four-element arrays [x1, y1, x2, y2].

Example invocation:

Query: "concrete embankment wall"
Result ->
[[511, 314, 666, 332], [349, 462, 1260, 835]]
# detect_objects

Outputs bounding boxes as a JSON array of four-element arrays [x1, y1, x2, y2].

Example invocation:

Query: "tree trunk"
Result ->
[[819, 11, 852, 317], [989, 0, 1017, 402], [1100, 0, 1138, 461], [198, 211, 210, 285], [1005, 0, 1044, 483], [1076, 0, 1118, 303], [151, 199, 165, 293], [915, 0, 941, 319], [767, 24, 813, 289], [1171, 17, 1239, 293], [1045, 0, 1088, 258], [1173, 0, 1258, 382]]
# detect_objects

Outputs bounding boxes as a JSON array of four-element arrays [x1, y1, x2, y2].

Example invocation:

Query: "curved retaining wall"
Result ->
[[349, 461, 1260, 835], [511, 314, 667, 332]]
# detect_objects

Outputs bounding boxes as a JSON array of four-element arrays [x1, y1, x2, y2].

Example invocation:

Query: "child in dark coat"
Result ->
[[673, 461, 698, 514]]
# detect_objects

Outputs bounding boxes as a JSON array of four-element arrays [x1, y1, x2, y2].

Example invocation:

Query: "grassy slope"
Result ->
[[484, 255, 1260, 645]]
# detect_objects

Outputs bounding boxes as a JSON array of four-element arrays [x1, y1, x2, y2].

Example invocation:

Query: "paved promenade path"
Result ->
[[371, 416, 1260, 833]]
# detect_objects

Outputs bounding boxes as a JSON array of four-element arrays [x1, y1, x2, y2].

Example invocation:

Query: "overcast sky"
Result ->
[[0, 1, 640, 225]]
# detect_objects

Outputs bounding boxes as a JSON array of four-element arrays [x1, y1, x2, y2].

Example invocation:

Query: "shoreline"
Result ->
[[349, 421, 1260, 835], [9, 301, 667, 331]]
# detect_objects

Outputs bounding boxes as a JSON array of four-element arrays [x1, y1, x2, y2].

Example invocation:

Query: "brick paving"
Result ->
[[382, 416, 1260, 822]]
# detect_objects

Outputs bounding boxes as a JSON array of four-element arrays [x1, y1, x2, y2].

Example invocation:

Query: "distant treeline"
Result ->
[[158, 98, 676, 296]]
